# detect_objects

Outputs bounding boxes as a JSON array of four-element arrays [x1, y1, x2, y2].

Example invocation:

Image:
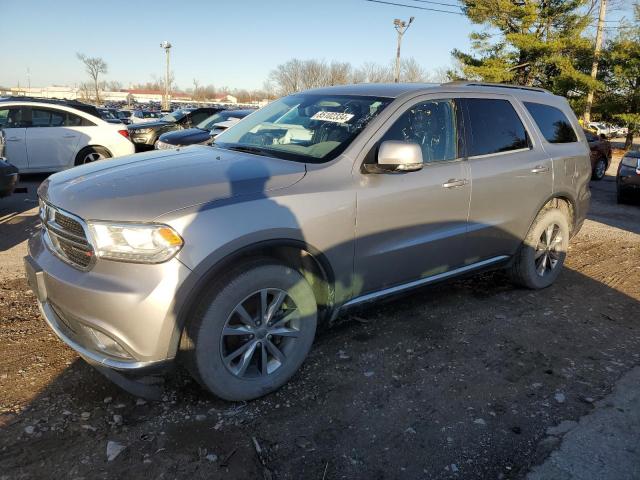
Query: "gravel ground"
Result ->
[[0, 152, 638, 480]]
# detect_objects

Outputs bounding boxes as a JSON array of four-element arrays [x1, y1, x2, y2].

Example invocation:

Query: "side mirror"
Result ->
[[365, 140, 423, 173]]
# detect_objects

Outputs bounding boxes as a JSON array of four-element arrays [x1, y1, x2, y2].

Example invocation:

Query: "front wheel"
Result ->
[[182, 261, 318, 401], [509, 208, 570, 289]]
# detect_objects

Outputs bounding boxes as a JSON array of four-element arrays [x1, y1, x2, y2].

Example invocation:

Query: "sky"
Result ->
[[0, 0, 476, 91], [0, 0, 634, 92]]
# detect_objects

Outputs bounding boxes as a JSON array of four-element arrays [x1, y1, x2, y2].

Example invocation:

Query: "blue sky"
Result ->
[[0, 0, 634, 91], [0, 0, 475, 90]]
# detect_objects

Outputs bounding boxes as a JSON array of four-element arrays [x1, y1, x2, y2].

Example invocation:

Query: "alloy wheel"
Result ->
[[534, 223, 563, 277], [83, 152, 106, 164], [595, 159, 606, 179], [220, 288, 300, 379]]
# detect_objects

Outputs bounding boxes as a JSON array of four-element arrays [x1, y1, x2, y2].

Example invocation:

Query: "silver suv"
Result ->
[[25, 83, 591, 401]]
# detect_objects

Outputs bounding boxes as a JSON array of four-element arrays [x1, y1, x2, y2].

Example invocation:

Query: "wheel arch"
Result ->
[[528, 193, 577, 237], [169, 238, 336, 358]]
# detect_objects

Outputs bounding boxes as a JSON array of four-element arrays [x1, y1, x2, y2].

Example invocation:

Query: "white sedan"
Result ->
[[0, 100, 135, 173]]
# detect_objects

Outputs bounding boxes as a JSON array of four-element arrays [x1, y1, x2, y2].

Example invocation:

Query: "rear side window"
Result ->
[[461, 98, 529, 156], [524, 102, 577, 143], [31, 108, 65, 127], [66, 112, 95, 127]]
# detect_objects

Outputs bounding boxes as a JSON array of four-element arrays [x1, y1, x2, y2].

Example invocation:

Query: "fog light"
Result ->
[[81, 325, 132, 359]]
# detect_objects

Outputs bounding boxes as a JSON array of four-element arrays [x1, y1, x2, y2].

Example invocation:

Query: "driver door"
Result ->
[[353, 98, 471, 296]]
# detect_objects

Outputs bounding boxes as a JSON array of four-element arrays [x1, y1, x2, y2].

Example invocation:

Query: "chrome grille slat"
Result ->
[[40, 201, 94, 270]]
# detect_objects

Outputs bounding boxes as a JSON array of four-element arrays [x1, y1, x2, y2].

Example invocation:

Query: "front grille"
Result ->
[[41, 201, 94, 270]]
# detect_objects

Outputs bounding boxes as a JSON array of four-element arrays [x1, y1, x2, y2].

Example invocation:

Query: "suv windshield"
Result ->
[[214, 94, 392, 163], [197, 111, 233, 130]]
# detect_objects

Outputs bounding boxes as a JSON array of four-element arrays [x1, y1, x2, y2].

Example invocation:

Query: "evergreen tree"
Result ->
[[452, 0, 599, 96]]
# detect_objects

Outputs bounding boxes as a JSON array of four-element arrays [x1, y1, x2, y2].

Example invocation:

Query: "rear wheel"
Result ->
[[509, 208, 570, 289], [182, 261, 317, 401], [74, 146, 111, 166], [591, 158, 607, 180]]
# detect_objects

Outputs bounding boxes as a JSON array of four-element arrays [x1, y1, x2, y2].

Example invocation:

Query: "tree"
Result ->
[[603, 4, 640, 148], [76, 53, 108, 104], [452, 0, 598, 97], [400, 57, 427, 82]]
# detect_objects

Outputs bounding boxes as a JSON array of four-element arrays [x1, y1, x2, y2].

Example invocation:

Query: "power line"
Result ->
[[363, 0, 466, 15], [405, 0, 463, 8]]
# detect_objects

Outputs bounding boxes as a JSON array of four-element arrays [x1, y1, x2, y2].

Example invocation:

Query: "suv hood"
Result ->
[[160, 128, 210, 145], [128, 120, 172, 130], [40, 146, 306, 222]]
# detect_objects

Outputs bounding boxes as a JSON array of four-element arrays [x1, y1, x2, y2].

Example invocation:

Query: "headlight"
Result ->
[[87, 222, 183, 264], [156, 140, 177, 150]]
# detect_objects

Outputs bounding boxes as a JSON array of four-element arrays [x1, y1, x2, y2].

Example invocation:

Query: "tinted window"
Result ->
[[0, 108, 9, 127], [462, 98, 529, 156], [379, 99, 458, 163], [31, 108, 65, 127], [524, 102, 577, 143], [190, 111, 211, 124], [66, 112, 95, 127]]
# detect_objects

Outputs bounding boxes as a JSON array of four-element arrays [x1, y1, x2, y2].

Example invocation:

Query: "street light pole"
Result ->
[[160, 41, 172, 111], [394, 17, 414, 83]]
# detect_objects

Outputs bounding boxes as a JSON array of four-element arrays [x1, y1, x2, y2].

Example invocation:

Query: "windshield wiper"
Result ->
[[223, 145, 276, 158]]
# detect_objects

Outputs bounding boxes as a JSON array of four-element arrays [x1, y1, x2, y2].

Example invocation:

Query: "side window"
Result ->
[[0, 108, 9, 128], [7, 108, 31, 128], [462, 98, 530, 156], [190, 111, 211, 125], [66, 112, 95, 127], [524, 102, 578, 143], [379, 99, 458, 163], [32, 108, 51, 127]]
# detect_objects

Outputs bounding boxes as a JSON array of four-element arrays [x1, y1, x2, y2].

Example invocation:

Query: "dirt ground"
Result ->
[[1, 151, 639, 480]]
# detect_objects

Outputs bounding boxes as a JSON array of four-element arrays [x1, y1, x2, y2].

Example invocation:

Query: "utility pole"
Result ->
[[160, 41, 172, 111], [393, 17, 414, 83], [584, 0, 607, 125]]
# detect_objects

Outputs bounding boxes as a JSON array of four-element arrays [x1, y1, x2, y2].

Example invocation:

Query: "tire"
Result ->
[[182, 260, 318, 401], [74, 146, 111, 166], [591, 158, 606, 181], [509, 208, 570, 289]]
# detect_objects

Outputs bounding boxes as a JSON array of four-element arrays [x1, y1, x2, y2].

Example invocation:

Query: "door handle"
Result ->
[[442, 179, 468, 189], [6, 137, 22, 141], [531, 165, 549, 174]]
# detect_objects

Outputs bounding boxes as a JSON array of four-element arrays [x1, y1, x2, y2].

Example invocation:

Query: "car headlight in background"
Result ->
[[621, 156, 640, 174], [155, 140, 177, 150], [88, 222, 183, 263]]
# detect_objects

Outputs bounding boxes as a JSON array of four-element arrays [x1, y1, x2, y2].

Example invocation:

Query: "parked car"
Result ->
[[0, 130, 18, 198], [116, 110, 132, 125], [25, 82, 591, 401], [583, 129, 612, 180], [587, 122, 611, 138], [0, 100, 134, 173], [96, 108, 123, 124], [127, 107, 223, 150], [617, 150, 640, 203], [155, 109, 255, 149], [129, 110, 162, 125]]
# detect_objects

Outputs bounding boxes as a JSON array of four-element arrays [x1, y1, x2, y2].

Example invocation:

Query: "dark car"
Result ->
[[617, 150, 640, 204], [116, 110, 132, 125], [583, 129, 612, 181], [0, 132, 18, 197], [155, 109, 255, 149], [127, 107, 223, 151], [97, 108, 123, 124]]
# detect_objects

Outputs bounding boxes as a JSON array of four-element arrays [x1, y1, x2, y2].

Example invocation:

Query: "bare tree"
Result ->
[[76, 53, 108, 104], [400, 57, 426, 82], [327, 61, 353, 85]]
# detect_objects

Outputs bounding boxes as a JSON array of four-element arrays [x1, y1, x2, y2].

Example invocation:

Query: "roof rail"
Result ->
[[443, 81, 551, 94]]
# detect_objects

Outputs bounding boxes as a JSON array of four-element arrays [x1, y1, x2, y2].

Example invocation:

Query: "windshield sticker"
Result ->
[[310, 111, 354, 123]]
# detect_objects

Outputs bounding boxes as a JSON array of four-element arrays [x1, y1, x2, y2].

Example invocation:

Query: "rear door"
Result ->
[[0, 106, 29, 170], [26, 107, 81, 170], [460, 96, 552, 261]]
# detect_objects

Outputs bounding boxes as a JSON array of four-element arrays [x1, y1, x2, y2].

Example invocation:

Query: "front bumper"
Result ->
[[25, 232, 192, 372]]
